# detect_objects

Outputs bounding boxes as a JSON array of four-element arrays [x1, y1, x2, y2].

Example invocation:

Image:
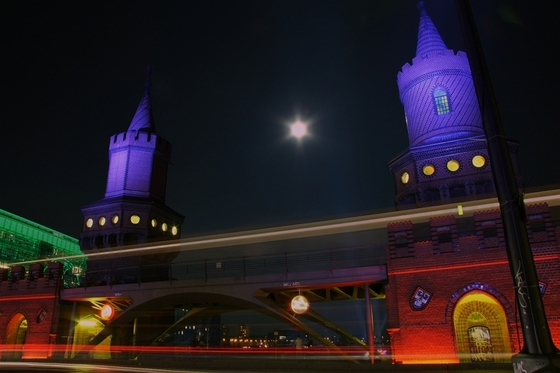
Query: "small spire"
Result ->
[[416, 2, 447, 57], [128, 66, 156, 132]]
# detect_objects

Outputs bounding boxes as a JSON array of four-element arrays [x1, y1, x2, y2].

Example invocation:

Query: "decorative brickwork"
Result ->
[[0, 263, 63, 360]]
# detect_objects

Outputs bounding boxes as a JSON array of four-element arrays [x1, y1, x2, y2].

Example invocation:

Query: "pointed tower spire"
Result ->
[[128, 65, 156, 132], [416, 2, 447, 57]]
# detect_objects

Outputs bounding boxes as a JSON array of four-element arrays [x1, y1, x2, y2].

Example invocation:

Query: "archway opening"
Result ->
[[3, 313, 28, 360], [453, 291, 511, 363]]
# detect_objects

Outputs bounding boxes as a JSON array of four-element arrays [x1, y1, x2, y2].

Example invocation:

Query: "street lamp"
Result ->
[[291, 295, 309, 314], [100, 304, 114, 320]]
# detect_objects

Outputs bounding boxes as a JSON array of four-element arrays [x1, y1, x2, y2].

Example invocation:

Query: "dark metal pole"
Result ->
[[454, 1, 559, 372], [364, 283, 375, 364]]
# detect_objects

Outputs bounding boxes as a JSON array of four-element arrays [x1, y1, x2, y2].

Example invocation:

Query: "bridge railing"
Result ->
[[80, 244, 386, 288]]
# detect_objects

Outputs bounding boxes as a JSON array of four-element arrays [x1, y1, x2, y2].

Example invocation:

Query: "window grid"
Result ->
[[435, 94, 450, 115]]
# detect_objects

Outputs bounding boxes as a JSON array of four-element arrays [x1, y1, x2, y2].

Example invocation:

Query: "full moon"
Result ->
[[289, 120, 308, 139]]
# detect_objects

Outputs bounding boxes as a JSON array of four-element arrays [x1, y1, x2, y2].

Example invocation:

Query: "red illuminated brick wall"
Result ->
[[0, 263, 63, 360], [385, 204, 560, 363]]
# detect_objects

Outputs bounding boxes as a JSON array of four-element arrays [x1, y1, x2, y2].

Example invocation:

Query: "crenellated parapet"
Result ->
[[108, 130, 171, 155], [398, 49, 471, 94]]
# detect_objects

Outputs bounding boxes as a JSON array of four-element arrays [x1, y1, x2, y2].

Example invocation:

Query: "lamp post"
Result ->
[[454, 1, 559, 372]]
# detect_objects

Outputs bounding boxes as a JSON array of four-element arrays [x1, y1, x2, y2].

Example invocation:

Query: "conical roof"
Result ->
[[416, 2, 447, 57], [128, 66, 156, 132]]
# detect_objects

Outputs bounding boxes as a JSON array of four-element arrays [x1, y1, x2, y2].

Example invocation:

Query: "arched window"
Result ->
[[434, 88, 450, 115]]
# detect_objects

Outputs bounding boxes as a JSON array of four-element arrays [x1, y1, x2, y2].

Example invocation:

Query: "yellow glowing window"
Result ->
[[86, 218, 93, 228], [434, 89, 450, 115], [447, 160, 460, 172], [472, 155, 486, 168], [401, 171, 410, 184], [161, 223, 168, 232], [98, 217, 106, 226], [130, 215, 140, 224], [111, 215, 119, 224], [422, 164, 435, 176], [151, 219, 157, 228], [171, 226, 178, 236]]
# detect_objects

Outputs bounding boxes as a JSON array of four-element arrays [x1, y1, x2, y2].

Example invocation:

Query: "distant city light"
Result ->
[[290, 120, 308, 139]]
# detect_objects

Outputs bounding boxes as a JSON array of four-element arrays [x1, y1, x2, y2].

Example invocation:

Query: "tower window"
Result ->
[[447, 160, 460, 172], [422, 164, 435, 176], [434, 89, 450, 115], [472, 155, 486, 168], [401, 171, 410, 184]]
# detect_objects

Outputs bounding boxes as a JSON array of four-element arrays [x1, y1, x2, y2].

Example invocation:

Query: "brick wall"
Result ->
[[385, 204, 560, 363]]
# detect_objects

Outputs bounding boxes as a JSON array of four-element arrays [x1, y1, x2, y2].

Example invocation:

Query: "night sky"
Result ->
[[2, 0, 560, 240]]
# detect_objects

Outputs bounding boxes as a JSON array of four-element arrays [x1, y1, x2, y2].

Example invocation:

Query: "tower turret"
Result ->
[[398, 2, 483, 147], [388, 3, 522, 208], [80, 68, 184, 275]]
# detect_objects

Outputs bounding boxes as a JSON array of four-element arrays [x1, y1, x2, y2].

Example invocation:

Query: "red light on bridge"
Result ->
[[100, 304, 114, 320]]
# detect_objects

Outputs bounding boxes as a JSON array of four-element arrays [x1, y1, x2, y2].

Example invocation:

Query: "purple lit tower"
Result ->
[[80, 68, 184, 271], [389, 2, 522, 208]]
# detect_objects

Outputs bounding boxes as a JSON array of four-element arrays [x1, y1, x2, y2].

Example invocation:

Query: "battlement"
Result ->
[[109, 130, 172, 156], [398, 49, 471, 93]]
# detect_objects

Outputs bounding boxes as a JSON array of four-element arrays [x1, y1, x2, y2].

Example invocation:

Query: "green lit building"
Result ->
[[0, 209, 86, 288]]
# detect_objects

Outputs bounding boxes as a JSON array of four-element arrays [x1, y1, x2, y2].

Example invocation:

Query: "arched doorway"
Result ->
[[3, 313, 28, 360], [453, 291, 511, 363]]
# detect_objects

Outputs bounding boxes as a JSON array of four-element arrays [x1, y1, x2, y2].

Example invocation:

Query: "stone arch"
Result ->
[[3, 312, 28, 360], [445, 283, 514, 363], [445, 282, 515, 323]]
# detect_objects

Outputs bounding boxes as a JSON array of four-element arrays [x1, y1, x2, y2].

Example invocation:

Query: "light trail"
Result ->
[[10, 189, 560, 266]]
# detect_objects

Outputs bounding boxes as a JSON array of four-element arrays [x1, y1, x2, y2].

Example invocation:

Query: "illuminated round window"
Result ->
[[151, 219, 158, 228], [86, 218, 94, 228], [171, 226, 178, 236], [130, 215, 141, 225], [111, 215, 119, 224], [472, 155, 486, 168], [401, 171, 410, 184], [422, 164, 435, 176], [161, 223, 168, 232], [98, 216, 106, 226], [447, 160, 460, 172]]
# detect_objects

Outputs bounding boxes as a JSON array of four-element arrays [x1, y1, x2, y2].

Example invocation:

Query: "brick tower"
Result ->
[[384, 4, 560, 364], [388, 2, 522, 208], [80, 68, 184, 282]]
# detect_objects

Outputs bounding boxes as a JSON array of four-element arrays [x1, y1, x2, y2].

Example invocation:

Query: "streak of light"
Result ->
[[10, 189, 560, 266]]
